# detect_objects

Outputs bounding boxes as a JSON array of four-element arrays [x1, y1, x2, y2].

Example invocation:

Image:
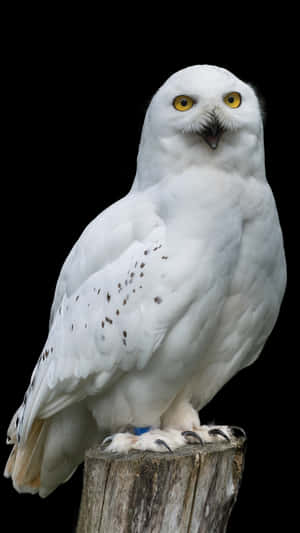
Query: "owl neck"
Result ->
[[132, 125, 266, 193]]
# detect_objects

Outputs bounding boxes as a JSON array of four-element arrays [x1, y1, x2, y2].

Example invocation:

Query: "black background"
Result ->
[[1, 8, 296, 532]]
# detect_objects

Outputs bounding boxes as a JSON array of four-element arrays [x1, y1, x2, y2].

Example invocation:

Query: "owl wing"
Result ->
[[16, 192, 171, 443], [49, 191, 163, 326]]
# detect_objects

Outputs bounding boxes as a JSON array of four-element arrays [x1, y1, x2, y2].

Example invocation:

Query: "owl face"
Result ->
[[148, 65, 263, 152], [134, 65, 266, 192]]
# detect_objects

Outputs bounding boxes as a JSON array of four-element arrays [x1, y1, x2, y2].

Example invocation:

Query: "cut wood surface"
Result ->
[[77, 433, 246, 533]]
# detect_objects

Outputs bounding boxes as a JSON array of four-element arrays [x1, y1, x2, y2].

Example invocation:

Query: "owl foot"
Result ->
[[101, 425, 245, 454], [101, 428, 187, 454], [182, 425, 246, 445]]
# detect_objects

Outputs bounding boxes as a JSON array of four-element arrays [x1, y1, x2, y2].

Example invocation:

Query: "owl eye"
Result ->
[[223, 92, 241, 108], [173, 95, 194, 112]]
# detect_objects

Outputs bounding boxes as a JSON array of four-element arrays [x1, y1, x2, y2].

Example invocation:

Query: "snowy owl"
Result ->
[[5, 65, 286, 497]]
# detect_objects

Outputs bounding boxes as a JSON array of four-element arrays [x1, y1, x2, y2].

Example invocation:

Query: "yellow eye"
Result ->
[[173, 95, 194, 111], [223, 92, 241, 108]]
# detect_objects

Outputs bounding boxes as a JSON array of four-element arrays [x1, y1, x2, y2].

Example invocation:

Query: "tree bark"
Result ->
[[76, 433, 246, 533]]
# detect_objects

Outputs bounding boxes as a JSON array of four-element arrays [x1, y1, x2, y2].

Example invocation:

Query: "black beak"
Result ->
[[199, 116, 224, 150]]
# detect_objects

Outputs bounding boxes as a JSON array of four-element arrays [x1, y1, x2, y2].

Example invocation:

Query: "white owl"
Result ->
[[5, 65, 286, 497]]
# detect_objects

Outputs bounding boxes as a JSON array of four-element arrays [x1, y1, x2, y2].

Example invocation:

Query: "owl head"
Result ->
[[134, 65, 265, 191]]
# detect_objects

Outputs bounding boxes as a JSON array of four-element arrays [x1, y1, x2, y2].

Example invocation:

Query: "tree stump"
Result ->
[[76, 431, 246, 533]]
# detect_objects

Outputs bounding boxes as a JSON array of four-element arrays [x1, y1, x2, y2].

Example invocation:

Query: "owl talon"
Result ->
[[155, 438, 173, 453], [230, 426, 246, 439], [182, 430, 204, 446], [208, 428, 230, 442], [100, 435, 113, 448]]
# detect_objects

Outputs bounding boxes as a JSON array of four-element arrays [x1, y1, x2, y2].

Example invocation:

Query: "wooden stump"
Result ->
[[76, 432, 246, 533]]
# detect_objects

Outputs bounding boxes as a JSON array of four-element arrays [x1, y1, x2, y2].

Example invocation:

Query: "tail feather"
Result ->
[[4, 445, 17, 478], [4, 418, 47, 494], [5, 403, 101, 496], [6, 408, 21, 444]]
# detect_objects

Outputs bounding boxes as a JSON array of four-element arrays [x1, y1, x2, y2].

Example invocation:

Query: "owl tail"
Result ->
[[4, 418, 47, 495]]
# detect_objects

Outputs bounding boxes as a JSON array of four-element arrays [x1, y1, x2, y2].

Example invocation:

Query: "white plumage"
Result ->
[[5, 65, 286, 497]]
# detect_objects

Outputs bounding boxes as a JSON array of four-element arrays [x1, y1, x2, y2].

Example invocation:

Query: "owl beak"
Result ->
[[199, 117, 224, 150]]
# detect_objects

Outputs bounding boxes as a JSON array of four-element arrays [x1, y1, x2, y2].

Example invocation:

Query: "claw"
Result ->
[[230, 426, 246, 439], [155, 439, 173, 453], [208, 428, 230, 442], [182, 430, 204, 446], [101, 435, 113, 448]]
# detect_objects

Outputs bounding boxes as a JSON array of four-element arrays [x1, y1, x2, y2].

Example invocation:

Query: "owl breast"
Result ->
[[190, 177, 287, 409]]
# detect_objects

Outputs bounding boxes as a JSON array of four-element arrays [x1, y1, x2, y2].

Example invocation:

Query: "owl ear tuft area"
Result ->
[[248, 82, 266, 123]]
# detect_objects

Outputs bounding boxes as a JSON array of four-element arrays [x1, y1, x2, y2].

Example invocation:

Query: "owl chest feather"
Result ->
[[183, 177, 286, 408], [218, 178, 286, 355], [150, 173, 286, 386]]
